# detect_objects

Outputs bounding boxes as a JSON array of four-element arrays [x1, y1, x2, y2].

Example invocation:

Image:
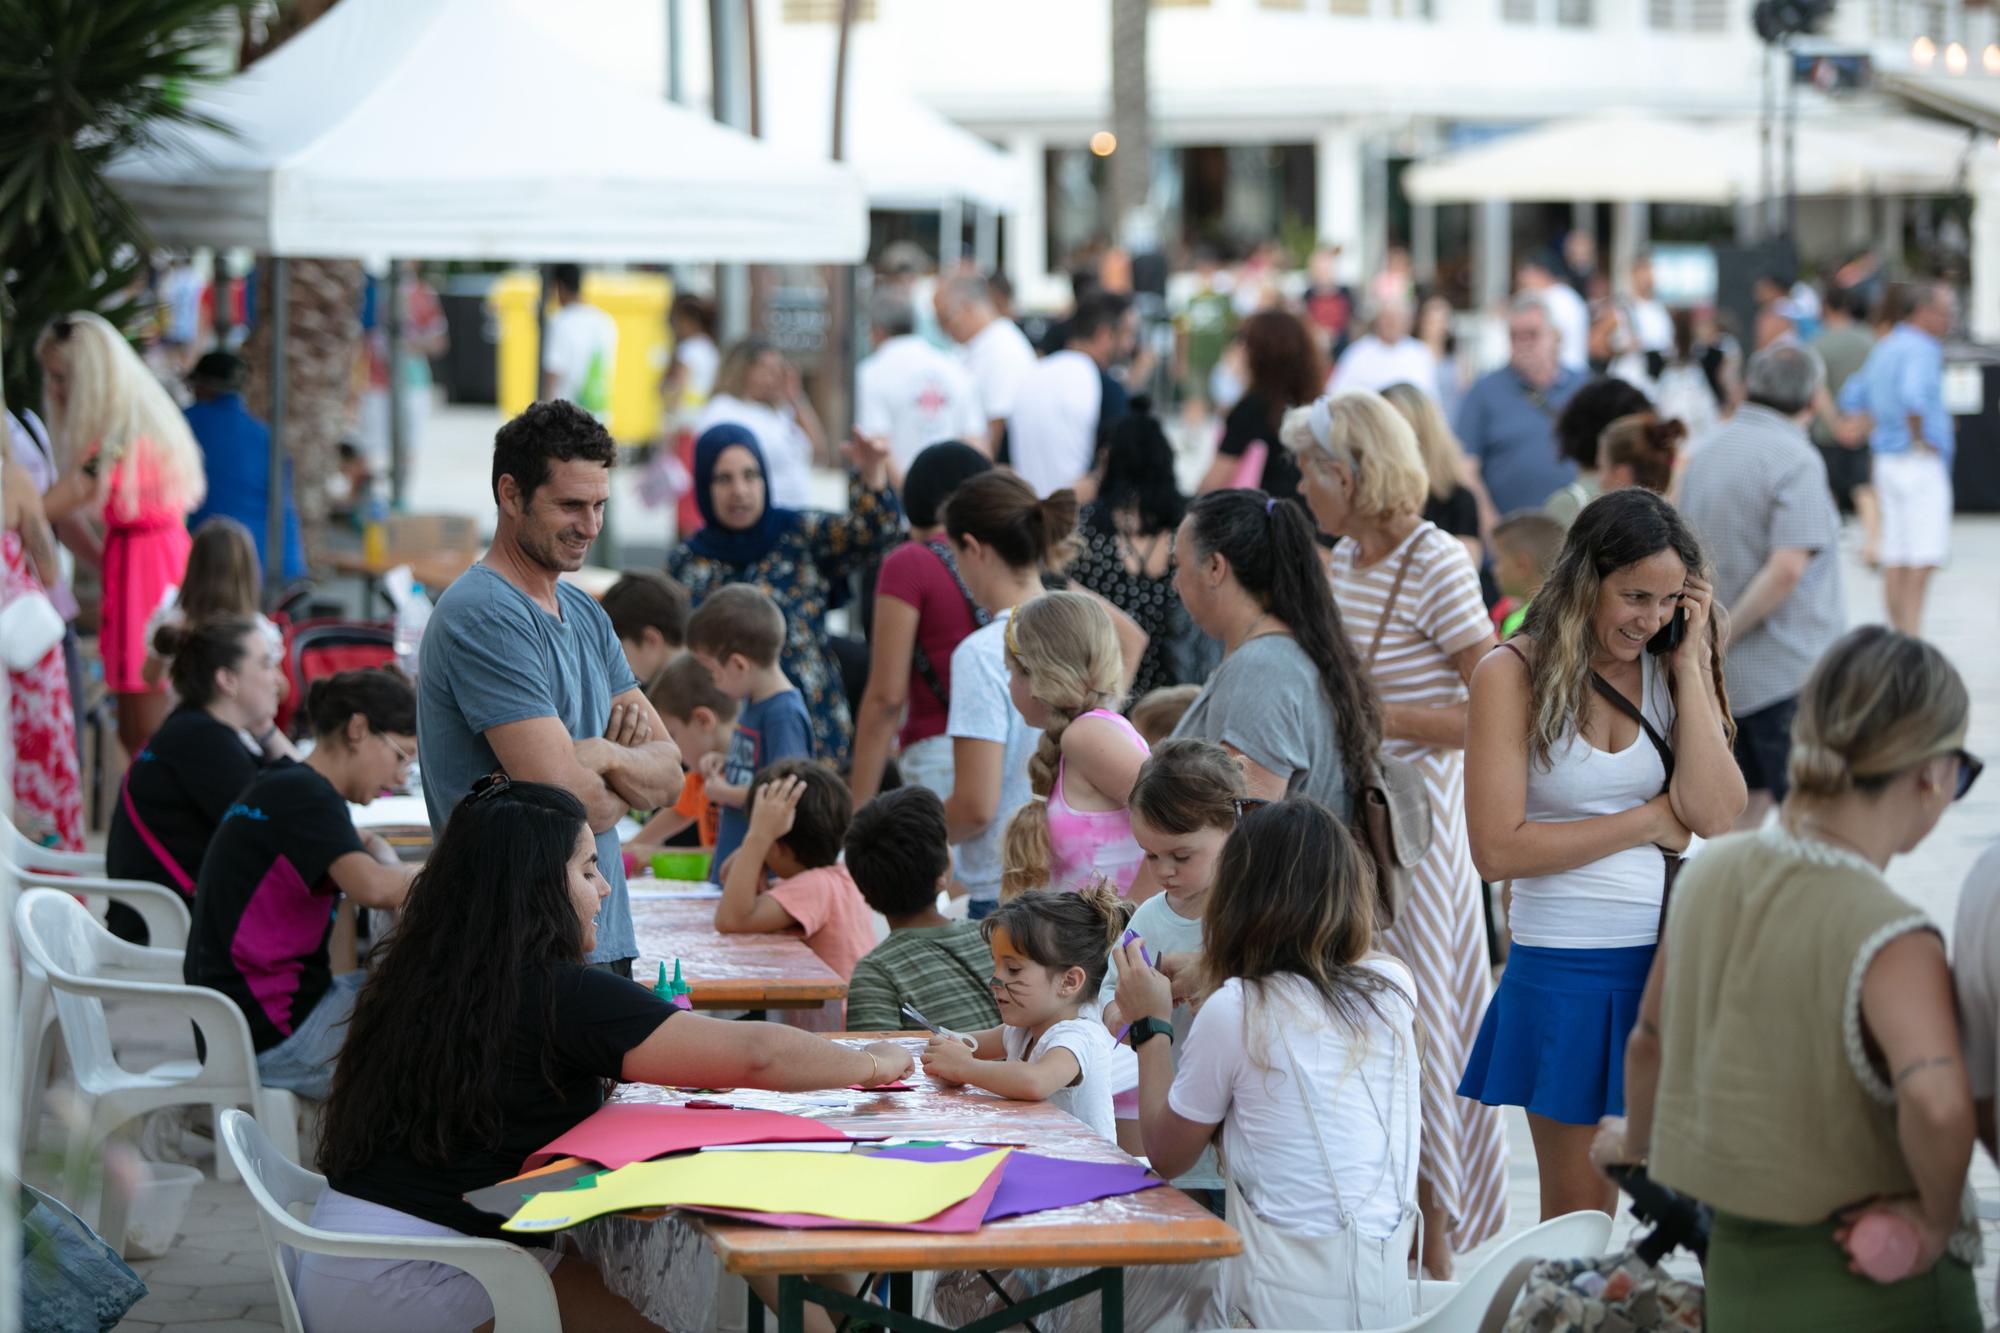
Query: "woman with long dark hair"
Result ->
[[1115, 797, 1421, 1328], [1198, 310, 1324, 502], [1071, 403, 1192, 696], [1169, 489, 1379, 812], [308, 779, 915, 1333], [1462, 487, 1742, 1222]]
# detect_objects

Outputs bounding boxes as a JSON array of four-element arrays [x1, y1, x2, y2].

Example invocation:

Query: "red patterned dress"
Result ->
[[5, 529, 82, 849]]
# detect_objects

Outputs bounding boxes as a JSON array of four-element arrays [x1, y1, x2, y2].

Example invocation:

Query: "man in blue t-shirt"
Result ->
[[184, 353, 306, 580], [417, 401, 684, 974]]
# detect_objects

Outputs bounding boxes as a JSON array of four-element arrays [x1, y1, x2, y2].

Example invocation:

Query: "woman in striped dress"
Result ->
[[1284, 389, 1508, 1277]]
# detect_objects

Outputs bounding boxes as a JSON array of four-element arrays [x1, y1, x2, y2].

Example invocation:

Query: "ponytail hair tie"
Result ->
[[1265, 497, 1278, 515]]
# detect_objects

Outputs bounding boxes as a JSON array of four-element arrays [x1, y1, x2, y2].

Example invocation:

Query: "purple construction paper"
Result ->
[[874, 1145, 1162, 1220], [679, 1152, 1009, 1233]]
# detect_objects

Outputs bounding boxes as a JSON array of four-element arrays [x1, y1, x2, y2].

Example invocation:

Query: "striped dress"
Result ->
[[1330, 521, 1509, 1253]]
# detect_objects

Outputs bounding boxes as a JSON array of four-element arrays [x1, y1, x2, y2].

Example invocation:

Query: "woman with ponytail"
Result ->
[[1598, 412, 1683, 497], [939, 470, 1081, 918], [1169, 487, 1379, 811], [1599, 627, 1981, 1330], [997, 590, 1151, 898]]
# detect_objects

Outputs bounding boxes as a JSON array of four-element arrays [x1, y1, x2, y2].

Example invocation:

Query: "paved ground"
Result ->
[[57, 404, 2000, 1328]]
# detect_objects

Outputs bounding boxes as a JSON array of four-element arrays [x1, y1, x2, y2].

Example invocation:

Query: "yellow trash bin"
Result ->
[[489, 269, 673, 444]]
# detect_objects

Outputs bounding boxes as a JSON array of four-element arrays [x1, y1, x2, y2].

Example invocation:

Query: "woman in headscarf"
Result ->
[[667, 423, 904, 768]]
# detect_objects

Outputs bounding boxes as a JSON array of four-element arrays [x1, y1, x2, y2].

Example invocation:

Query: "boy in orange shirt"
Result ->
[[628, 653, 737, 858], [715, 758, 875, 1031]]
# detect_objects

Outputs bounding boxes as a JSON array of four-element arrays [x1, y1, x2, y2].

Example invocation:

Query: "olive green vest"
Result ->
[[1650, 826, 1933, 1224]]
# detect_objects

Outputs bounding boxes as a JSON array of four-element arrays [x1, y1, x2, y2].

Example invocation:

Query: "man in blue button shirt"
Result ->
[[184, 353, 306, 582], [1455, 295, 1586, 516], [1836, 281, 1956, 634]]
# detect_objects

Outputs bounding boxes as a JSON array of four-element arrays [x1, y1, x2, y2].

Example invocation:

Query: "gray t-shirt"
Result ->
[[1172, 633, 1350, 817], [417, 564, 642, 963], [1678, 405, 1844, 716]]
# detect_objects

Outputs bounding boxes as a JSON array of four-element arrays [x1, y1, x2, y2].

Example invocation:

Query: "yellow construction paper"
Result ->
[[501, 1148, 1011, 1233]]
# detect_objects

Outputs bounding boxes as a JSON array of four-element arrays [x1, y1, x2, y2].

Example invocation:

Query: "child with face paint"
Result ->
[[922, 885, 1126, 1142]]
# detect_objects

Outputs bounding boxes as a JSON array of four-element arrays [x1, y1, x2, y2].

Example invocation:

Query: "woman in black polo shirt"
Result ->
[[307, 779, 915, 1332], [105, 615, 284, 942]]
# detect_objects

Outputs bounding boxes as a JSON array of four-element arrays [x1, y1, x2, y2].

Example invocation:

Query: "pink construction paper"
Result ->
[[523, 1103, 853, 1172], [682, 1151, 1010, 1234], [846, 1081, 915, 1091]]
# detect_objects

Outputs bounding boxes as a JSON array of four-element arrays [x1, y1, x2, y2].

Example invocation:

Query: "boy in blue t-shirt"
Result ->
[[686, 584, 813, 880]]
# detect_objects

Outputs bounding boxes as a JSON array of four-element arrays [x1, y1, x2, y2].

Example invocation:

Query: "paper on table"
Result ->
[[502, 1148, 1011, 1233], [627, 883, 723, 900], [348, 793, 433, 829], [684, 1152, 1011, 1234], [522, 1103, 852, 1172], [872, 1145, 1162, 1220]]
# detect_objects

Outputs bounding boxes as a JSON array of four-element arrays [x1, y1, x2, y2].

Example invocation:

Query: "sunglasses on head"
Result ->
[[468, 772, 513, 804], [1952, 749, 1984, 802]]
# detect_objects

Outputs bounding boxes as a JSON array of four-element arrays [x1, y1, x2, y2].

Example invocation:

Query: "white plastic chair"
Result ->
[[9, 860, 192, 1152], [219, 1108, 563, 1333], [1202, 1209, 1615, 1333], [5, 821, 105, 875], [15, 889, 300, 1252]]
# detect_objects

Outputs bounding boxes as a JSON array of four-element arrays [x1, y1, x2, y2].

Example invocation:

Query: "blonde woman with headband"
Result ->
[[37, 311, 207, 755], [1286, 389, 1506, 1273], [1597, 625, 1982, 1331], [998, 590, 1151, 899]]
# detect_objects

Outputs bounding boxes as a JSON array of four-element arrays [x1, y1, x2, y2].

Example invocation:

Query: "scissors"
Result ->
[[901, 1003, 977, 1050]]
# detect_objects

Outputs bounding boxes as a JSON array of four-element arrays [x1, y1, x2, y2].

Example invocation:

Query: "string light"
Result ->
[[1946, 40, 1968, 74], [1913, 34, 1937, 67], [1089, 131, 1117, 157]]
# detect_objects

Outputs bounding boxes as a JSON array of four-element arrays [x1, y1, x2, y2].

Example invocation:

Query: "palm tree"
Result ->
[[0, 0, 249, 409], [1107, 0, 1152, 247]]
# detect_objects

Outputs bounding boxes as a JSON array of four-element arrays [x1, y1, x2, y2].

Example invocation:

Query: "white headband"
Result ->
[[1307, 395, 1336, 452]]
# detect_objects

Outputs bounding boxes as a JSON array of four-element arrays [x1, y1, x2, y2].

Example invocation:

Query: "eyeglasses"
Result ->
[[1953, 749, 1984, 802], [468, 772, 513, 804], [380, 732, 415, 773], [1232, 797, 1271, 825]]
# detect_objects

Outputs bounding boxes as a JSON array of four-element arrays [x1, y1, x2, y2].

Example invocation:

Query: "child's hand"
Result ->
[[1112, 941, 1173, 1027], [1156, 950, 1201, 1004], [747, 775, 806, 844], [697, 751, 728, 782], [922, 1035, 977, 1085]]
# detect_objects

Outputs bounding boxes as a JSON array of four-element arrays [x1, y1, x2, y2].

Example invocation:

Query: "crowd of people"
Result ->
[[5, 231, 1992, 1333]]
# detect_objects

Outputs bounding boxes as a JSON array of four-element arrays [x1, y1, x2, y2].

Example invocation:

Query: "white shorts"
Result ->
[[1874, 449, 1953, 568], [294, 1189, 562, 1333]]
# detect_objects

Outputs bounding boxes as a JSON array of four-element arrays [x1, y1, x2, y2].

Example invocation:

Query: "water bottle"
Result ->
[[394, 582, 432, 679]]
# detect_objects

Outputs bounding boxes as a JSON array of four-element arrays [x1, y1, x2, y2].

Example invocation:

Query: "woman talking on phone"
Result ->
[[1461, 488, 1742, 1221]]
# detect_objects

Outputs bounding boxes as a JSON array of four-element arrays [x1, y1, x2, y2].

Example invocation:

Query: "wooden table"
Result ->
[[628, 897, 846, 1011], [586, 1034, 1241, 1332]]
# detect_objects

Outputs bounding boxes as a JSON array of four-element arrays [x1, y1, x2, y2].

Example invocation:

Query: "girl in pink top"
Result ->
[[1001, 591, 1153, 898], [36, 313, 205, 757]]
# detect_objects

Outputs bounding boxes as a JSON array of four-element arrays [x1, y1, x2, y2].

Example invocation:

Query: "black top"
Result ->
[[1423, 484, 1502, 609], [330, 965, 677, 1239], [184, 763, 364, 1052], [1070, 504, 1181, 698], [1217, 392, 1302, 503], [108, 706, 264, 897]]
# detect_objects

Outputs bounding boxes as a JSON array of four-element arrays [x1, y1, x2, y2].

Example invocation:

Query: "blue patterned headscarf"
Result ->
[[685, 423, 800, 567]]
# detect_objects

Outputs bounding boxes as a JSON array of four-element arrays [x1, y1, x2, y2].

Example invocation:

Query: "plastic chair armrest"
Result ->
[[20, 871, 191, 950], [46, 973, 261, 1081]]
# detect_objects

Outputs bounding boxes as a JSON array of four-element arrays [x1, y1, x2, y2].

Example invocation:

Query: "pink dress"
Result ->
[[6, 531, 82, 849], [1047, 709, 1151, 894], [100, 446, 194, 693]]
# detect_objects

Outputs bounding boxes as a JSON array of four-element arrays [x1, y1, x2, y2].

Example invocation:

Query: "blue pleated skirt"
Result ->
[[1457, 942, 1656, 1126]]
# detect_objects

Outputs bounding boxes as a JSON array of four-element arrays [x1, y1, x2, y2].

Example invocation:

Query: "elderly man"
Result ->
[[934, 273, 1038, 456], [1837, 281, 1957, 634], [1454, 295, 1585, 517], [1327, 294, 1440, 400], [856, 289, 985, 477], [1679, 344, 1845, 828]]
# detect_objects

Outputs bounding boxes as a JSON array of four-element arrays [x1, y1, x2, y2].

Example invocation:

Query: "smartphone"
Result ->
[[1646, 607, 1687, 656]]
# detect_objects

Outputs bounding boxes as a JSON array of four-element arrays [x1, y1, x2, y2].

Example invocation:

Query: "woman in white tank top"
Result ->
[[1461, 488, 1743, 1223]]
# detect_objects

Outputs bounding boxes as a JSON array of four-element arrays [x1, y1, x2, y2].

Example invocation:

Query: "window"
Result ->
[[781, 0, 876, 20], [1503, 0, 1593, 23], [1648, 0, 1730, 29]]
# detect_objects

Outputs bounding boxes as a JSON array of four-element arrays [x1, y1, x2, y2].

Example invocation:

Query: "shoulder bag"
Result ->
[[1355, 538, 1435, 932], [1588, 670, 1680, 932]]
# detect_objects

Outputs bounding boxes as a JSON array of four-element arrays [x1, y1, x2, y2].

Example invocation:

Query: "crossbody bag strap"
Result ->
[[1364, 538, 1423, 670], [119, 767, 195, 895], [1588, 670, 1675, 787], [910, 540, 989, 709]]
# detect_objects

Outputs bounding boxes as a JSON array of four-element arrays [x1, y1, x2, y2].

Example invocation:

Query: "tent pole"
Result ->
[[386, 261, 407, 507], [267, 255, 290, 585]]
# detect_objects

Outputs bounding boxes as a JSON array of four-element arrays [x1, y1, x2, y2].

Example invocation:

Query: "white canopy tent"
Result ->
[[104, 0, 868, 264]]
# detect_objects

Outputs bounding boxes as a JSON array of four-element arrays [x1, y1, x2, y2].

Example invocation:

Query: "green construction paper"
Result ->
[[501, 1148, 1010, 1234]]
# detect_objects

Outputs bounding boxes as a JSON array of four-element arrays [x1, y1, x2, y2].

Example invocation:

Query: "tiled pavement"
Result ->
[[59, 516, 2000, 1329]]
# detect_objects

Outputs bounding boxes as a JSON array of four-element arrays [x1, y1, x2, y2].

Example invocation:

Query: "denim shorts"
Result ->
[[256, 971, 364, 1101]]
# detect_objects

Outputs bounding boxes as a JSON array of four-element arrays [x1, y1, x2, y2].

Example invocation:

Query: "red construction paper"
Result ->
[[681, 1151, 1011, 1234], [523, 1103, 853, 1172], [846, 1081, 916, 1091]]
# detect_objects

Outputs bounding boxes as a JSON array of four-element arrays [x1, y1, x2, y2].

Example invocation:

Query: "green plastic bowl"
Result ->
[[651, 850, 713, 882]]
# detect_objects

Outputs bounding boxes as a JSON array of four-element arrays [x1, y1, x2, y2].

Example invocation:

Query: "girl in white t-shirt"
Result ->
[[1114, 795, 1422, 1330], [921, 885, 1124, 1142]]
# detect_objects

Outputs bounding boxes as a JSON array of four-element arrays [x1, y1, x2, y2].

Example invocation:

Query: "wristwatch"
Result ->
[[1129, 1016, 1175, 1049]]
